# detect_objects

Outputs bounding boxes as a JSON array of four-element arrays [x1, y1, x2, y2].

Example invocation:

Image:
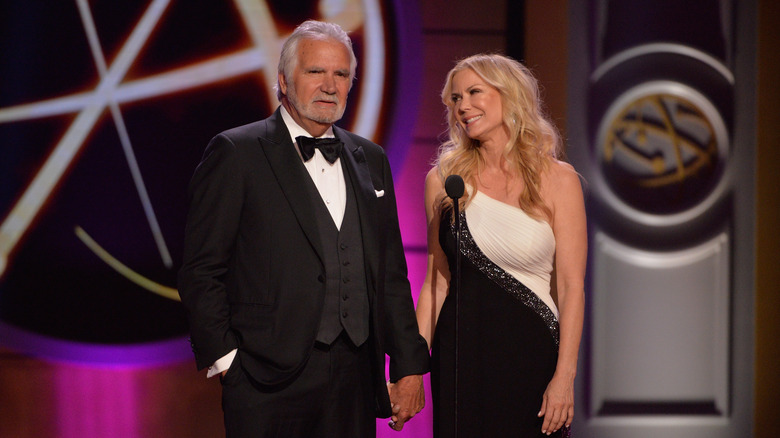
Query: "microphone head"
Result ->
[[445, 174, 465, 199]]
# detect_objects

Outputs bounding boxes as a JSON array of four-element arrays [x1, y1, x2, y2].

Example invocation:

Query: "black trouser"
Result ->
[[221, 332, 375, 438]]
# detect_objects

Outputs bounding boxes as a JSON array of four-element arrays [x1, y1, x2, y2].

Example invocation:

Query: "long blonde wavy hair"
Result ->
[[435, 53, 562, 221]]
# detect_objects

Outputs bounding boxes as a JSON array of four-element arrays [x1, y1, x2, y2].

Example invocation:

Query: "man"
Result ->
[[178, 20, 430, 437]]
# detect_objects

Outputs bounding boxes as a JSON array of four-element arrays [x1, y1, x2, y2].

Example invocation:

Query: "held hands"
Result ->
[[538, 373, 574, 435], [386, 374, 425, 431]]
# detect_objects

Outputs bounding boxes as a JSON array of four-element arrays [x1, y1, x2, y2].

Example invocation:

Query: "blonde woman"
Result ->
[[416, 54, 586, 437]]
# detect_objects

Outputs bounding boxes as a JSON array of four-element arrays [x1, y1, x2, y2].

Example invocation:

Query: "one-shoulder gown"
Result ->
[[431, 189, 570, 437]]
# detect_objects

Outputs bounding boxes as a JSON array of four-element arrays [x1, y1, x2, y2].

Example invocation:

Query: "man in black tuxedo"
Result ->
[[178, 20, 430, 437]]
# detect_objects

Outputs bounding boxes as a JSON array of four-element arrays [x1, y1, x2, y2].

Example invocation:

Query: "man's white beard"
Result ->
[[286, 82, 346, 125]]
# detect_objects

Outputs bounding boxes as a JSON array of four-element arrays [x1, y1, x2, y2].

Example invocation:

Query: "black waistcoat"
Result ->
[[312, 163, 370, 346]]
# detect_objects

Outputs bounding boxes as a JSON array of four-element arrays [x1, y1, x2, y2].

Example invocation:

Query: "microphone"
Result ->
[[445, 174, 465, 200], [445, 174, 463, 437]]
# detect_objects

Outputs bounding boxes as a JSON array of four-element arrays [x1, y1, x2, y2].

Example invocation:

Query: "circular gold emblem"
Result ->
[[596, 81, 728, 224]]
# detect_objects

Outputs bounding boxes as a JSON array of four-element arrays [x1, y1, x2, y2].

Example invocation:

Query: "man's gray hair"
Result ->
[[275, 20, 358, 101]]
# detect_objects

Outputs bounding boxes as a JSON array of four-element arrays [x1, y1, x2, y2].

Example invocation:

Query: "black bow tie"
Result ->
[[296, 136, 343, 164]]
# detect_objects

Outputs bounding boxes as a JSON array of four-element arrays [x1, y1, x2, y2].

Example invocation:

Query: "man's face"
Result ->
[[280, 38, 352, 136]]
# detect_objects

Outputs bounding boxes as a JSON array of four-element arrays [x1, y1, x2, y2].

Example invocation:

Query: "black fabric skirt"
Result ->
[[430, 213, 568, 438]]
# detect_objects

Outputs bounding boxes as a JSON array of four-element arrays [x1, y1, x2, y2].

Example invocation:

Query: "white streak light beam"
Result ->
[[76, 0, 172, 267], [0, 0, 171, 276]]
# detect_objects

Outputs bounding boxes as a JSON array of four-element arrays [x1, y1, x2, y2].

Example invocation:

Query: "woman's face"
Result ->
[[449, 68, 508, 146]]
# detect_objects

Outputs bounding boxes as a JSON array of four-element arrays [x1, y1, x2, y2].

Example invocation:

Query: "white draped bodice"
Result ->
[[465, 189, 558, 317]]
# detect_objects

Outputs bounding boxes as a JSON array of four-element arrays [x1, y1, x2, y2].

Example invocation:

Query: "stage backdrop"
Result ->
[[1, 0, 525, 435], [0, 0, 420, 357], [0, 0, 428, 436]]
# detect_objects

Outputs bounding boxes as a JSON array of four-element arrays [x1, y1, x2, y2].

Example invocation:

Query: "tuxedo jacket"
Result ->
[[178, 108, 430, 417]]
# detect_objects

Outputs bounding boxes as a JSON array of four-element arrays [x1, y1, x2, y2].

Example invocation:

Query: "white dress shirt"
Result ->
[[280, 105, 347, 229], [207, 106, 347, 378]]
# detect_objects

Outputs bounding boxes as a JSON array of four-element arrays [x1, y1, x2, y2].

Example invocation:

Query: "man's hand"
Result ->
[[386, 374, 425, 431]]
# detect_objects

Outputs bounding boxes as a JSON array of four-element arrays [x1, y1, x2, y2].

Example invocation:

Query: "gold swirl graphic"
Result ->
[[75, 226, 181, 302], [603, 93, 718, 187]]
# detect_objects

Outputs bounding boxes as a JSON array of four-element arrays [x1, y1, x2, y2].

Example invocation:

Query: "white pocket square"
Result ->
[[375, 190, 385, 198]]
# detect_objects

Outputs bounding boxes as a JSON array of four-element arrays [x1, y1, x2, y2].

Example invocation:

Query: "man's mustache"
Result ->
[[313, 95, 339, 104]]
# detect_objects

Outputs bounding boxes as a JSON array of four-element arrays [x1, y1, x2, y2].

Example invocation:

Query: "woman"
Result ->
[[416, 53, 586, 437]]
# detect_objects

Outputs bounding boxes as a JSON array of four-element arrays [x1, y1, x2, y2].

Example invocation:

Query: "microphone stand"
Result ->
[[445, 175, 464, 438], [452, 195, 461, 438]]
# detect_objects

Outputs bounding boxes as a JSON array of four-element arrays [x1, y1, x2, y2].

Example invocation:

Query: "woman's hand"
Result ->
[[538, 372, 574, 435]]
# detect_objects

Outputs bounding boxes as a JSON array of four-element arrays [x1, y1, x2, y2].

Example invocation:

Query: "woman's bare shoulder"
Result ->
[[543, 159, 580, 186], [425, 166, 445, 189], [539, 159, 583, 207]]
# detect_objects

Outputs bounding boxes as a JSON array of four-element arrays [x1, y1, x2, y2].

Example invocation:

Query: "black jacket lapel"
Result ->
[[259, 109, 326, 264]]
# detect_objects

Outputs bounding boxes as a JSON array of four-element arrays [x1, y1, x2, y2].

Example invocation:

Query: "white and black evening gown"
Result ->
[[431, 189, 570, 437]]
